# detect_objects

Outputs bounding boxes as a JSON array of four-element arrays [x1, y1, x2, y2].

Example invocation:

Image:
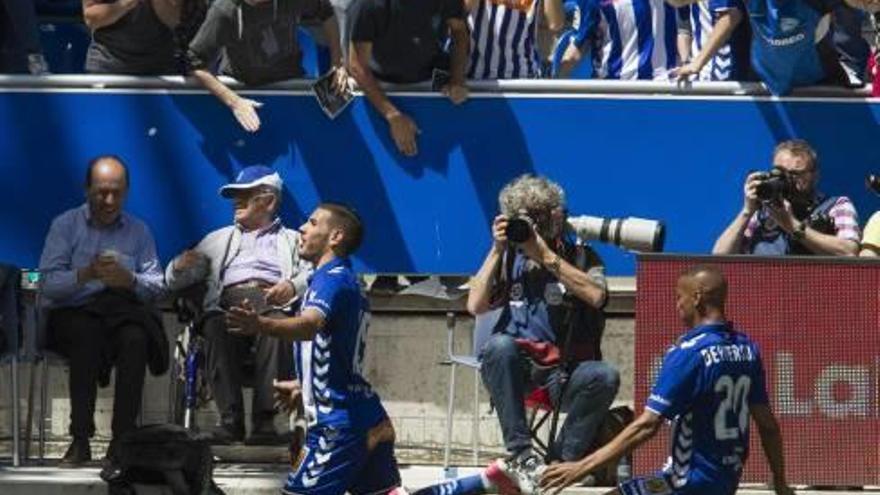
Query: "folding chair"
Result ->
[[0, 264, 22, 466], [23, 286, 152, 462], [443, 309, 567, 471], [19, 285, 71, 463], [442, 309, 499, 470]]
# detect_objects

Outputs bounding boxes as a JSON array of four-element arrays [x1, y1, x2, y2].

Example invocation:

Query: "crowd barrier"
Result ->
[[634, 254, 880, 486], [0, 76, 878, 275]]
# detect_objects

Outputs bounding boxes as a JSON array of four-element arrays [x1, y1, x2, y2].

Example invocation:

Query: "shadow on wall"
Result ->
[[753, 98, 880, 216], [170, 90, 537, 272], [365, 95, 537, 229]]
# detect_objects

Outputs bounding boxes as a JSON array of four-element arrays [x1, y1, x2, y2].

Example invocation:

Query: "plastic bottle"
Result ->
[[616, 455, 632, 484]]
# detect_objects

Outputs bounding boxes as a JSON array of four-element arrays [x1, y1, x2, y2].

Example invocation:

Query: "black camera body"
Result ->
[[505, 216, 533, 243], [867, 174, 880, 195], [755, 169, 793, 202]]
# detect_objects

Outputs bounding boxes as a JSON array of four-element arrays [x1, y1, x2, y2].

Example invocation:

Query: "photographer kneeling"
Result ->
[[713, 139, 860, 256], [467, 174, 620, 493]]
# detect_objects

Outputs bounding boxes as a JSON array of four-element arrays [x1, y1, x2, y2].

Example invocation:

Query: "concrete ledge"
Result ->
[[367, 276, 635, 315], [0, 465, 875, 495]]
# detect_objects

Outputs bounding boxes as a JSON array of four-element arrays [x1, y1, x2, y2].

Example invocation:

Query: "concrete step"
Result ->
[[0, 464, 874, 495]]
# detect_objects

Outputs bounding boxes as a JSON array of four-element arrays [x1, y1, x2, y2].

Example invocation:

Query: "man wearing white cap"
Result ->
[[166, 165, 311, 444]]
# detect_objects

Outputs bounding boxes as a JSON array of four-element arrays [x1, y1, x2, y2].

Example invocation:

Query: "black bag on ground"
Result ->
[[100, 424, 224, 495], [587, 405, 636, 486]]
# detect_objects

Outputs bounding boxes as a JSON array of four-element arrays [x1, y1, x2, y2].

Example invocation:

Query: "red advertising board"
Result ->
[[634, 255, 880, 486]]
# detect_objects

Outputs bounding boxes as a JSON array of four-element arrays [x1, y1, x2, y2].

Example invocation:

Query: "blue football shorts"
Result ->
[[619, 473, 676, 495], [282, 423, 401, 495]]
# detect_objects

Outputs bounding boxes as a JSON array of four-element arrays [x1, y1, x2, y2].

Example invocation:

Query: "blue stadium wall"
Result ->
[[1, 84, 878, 275]]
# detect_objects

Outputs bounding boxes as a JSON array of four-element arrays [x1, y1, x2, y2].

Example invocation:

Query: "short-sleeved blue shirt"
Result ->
[[646, 322, 768, 495], [294, 257, 386, 431]]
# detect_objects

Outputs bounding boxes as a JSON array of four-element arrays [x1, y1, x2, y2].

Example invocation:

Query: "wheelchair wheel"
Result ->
[[167, 335, 188, 426]]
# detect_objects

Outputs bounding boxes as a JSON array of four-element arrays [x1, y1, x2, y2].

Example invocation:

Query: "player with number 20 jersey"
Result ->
[[540, 265, 792, 495], [645, 321, 766, 494]]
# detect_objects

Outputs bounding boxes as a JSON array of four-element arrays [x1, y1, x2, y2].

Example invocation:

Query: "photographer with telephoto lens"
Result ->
[[467, 174, 620, 494], [713, 139, 860, 256]]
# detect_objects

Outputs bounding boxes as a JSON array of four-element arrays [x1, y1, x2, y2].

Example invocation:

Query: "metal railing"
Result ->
[[0, 74, 875, 98]]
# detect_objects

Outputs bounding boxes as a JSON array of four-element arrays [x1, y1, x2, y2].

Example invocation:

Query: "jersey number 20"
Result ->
[[713, 375, 751, 441]]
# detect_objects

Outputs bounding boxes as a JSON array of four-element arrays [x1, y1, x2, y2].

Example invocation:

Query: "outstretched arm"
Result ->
[[227, 304, 323, 341], [349, 41, 421, 156], [751, 404, 795, 495], [671, 7, 742, 80], [541, 410, 663, 494], [192, 69, 264, 132]]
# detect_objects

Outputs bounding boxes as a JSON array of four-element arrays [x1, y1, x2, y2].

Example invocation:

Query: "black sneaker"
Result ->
[[206, 423, 245, 445], [59, 437, 92, 467], [245, 422, 287, 446]]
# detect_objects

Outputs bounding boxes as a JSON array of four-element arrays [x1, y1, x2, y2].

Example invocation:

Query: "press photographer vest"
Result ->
[[491, 240, 605, 363], [748, 194, 839, 255]]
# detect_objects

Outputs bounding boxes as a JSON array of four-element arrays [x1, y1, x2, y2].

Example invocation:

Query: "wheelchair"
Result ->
[[166, 283, 220, 429], [166, 283, 293, 433]]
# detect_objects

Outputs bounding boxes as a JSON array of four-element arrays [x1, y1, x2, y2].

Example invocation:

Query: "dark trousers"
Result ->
[[479, 333, 620, 461], [0, 0, 43, 73], [202, 313, 292, 429], [49, 307, 148, 440]]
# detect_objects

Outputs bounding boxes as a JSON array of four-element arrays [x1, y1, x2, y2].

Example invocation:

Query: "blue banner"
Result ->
[[1, 87, 878, 274]]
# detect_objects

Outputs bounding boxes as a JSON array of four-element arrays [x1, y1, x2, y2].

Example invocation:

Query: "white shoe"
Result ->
[[485, 459, 520, 494], [509, 452, 546, 495]]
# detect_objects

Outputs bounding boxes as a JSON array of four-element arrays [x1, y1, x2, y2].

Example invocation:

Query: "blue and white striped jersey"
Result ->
[[646, 322, 769, 494], [685, 0, 750, 80], [576, 0, 678, 80], [294, 256, 386, 432], [468, 0, 543, 79]]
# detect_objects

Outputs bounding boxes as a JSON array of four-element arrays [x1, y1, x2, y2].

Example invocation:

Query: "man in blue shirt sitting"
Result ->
[[540, 265, 794, 495], [38, 155, 166, 466]]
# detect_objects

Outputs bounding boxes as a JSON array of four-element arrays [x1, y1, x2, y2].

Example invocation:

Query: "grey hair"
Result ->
[[498, 174, 566, 219]]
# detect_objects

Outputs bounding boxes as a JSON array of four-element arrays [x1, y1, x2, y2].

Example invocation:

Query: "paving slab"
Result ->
[[0, 464, 875, 495]]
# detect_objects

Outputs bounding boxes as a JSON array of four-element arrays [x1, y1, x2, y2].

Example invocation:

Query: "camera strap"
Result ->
[[808, 195, 838, 222], [547, 242, 590, 459]]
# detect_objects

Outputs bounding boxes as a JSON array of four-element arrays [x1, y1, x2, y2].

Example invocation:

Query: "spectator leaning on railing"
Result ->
[[347, 0, 470, 157], [0, 0, 51, 74], [187, 0, 345, 133], [669, 0, 751, 82], [465, 0, 564, 80], [550, 0, 679, 80], [671, 0, 879, 94], [713, 139, 860, 256], [830, 2, 871, 86], [83, 0, 181, 74]]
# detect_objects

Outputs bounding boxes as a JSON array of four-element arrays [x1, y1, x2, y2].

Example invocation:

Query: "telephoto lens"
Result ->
[[567, 215, 665, 252]]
